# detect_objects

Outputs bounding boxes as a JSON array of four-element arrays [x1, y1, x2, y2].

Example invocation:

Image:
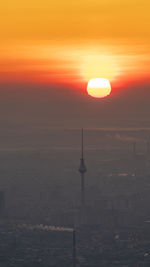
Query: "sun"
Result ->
[[87, 78, 111, 98]]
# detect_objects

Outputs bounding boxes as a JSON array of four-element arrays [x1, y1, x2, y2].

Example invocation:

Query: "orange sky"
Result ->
[[0, 0, 150, 90]]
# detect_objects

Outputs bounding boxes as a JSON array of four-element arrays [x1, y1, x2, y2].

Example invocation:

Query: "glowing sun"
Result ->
[[87, 78, 111, 98]]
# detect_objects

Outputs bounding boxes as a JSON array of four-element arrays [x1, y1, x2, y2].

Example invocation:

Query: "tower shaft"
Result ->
[[81, 173, 85, 206]]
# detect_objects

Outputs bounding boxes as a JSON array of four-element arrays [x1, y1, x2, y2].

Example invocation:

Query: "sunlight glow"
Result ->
[[82, 54, 118, 82]]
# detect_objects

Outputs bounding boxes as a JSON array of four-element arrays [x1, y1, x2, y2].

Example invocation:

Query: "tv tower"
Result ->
[[78, 129, 87, 207]]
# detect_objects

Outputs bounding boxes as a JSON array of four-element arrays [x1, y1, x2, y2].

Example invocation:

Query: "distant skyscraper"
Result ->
[[78, 129, 87, 207]]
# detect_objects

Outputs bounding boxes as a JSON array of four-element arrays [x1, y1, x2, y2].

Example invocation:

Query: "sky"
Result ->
[[0, 0, 150, 128]]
